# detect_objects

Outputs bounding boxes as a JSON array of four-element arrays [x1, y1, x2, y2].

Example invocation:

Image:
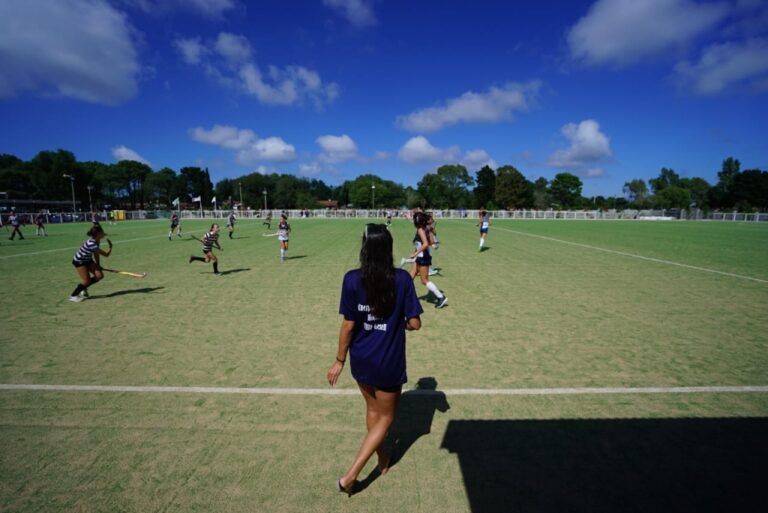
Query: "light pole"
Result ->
[[371, 183, 376, 212], [63, 174, 76, 218], [87, 185, 94, 213], [263, 188, 267, 211], [239, 182, 243, 208]]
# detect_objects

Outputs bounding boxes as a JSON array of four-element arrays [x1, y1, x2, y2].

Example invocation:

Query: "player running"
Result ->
[[227, 210, 237, 239], [478, 209, 491, 251], [168, 212, 182, 240], [189, 224, 223, 275], [263, 211, 272, 230], [69, 223, 113, 302], [408, 212, 447, 308], [277, 214, 291, 261]]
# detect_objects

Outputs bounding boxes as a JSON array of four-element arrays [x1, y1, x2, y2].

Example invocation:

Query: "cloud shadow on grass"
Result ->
[[441, 416, 768, 513]]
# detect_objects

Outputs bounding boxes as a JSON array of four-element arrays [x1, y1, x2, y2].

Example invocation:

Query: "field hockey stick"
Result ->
[[262, 232, 279, 237], [101, 267, 147, 278]]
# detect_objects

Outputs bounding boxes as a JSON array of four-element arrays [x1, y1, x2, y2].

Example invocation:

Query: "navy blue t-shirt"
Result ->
[[339, 268, 423, 388]]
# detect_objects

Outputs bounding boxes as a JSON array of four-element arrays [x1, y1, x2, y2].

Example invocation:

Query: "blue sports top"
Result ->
[[339, 268, 423, 388]]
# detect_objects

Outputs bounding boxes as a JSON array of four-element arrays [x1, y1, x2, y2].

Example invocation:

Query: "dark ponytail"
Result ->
[[359, 224, 395, 318]]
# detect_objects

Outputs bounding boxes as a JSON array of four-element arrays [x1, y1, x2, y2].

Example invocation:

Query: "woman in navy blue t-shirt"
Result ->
[[327, 224, 423, 495]]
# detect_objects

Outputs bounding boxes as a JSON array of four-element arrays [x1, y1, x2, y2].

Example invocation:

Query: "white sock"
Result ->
[[280, 248, 285, 258], [479, 238, 485, 248], [426, 281, 444, 299]]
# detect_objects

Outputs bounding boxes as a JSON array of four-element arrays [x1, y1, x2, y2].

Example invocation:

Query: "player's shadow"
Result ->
[[90, 286, 165, 299], [417, 293, 447, 307], [479, 246, 491, 252], [440, 416, 768, 513], [219, 268, 250, 275], [285, 255, 307, 260], [357, 377, 450, 493]]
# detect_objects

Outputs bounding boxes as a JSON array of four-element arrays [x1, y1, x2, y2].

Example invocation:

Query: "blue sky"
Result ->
[[1, 0, 766, 197]]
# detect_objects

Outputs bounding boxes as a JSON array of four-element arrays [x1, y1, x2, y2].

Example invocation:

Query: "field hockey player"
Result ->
[[69, 223, 113, 302], [189, 223, 223, 275]]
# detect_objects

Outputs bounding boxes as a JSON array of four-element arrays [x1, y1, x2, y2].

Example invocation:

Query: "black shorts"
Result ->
[[203, 249, 212, 255], [72, 260, 95, 268]]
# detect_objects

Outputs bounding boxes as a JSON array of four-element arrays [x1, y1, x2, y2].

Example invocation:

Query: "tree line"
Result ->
[[1, 150, 765, 211]]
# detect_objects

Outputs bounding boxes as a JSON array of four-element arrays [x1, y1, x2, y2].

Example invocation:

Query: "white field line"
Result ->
[[0, 235, 167, 260], [493, 226, 768, 284], [1, 384, 766, 396]]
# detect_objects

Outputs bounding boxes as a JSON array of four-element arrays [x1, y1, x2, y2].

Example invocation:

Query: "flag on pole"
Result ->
[[191, 195, 201, 202], [211, 196, 216, 204], [171, 197, 179, 206]]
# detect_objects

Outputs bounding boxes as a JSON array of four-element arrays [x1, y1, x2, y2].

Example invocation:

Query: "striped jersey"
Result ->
[[228, 213, 236, 225], [73, 238, 100, 264], [202, 231, 218, 251], [278, 221, 290, 240]]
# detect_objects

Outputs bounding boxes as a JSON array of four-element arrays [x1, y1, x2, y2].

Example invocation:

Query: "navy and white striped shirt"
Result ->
[[202, 231, 218, 251], [73, 238, 100, 264]]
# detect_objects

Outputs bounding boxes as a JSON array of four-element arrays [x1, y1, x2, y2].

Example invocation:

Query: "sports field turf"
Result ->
[[1, 218, 767, 512]]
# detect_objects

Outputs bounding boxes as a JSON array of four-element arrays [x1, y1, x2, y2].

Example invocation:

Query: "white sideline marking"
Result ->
[[0, 235, 167, 260], [493, 226, 768, 284], [1, 384, 766, 396]]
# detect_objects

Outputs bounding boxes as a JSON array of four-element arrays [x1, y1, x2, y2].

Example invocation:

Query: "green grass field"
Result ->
[[1, 218, 767, 512]]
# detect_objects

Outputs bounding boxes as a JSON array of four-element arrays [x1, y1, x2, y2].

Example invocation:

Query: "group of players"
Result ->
[[64, 207, 491, 305]]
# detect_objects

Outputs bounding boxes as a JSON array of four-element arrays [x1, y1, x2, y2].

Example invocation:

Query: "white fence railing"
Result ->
[[3, 209, 767, 223]]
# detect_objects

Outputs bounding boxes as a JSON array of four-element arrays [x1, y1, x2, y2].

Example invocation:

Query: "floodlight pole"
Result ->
[[87, 185, 94, 213], [63, 174, 76, 218], [263, 188, 267, 211], [239, 182, 243, 209], [371, 183, 376, 212]]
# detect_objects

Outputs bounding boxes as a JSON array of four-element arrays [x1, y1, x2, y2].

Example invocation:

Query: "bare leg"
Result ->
[[339, 383, 400, 490]]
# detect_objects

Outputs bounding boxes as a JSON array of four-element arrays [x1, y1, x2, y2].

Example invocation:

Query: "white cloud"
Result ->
[[372, 151, 390, 160], [322, 0, 376, 27], [567, 0, 728, 67], [674, 38, 768, 94], [316, 134, 359, 163], [398, 136, 460, 165], [214, 32, 252, 64], [122, 0, 236, 17], [547, 120, 612, 169], [175, 32, 338, 108], [112, 145, 151, 167], [586, 168, 605, 177], [0, 0, 140, 105], [299, 162, 323, 177], [397, 82, 539, 133], [174, 38, 209, 65], [191, 125, 296, 164], [191, 124, 257, 149], [462, 149, 498, 171]]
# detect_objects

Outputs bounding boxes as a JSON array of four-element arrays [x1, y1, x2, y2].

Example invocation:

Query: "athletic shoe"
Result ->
[[399, 257, 406, 267], [69, 295, 84, 303], [79, 289, 89, 298], [168, 236, 171, 240], [178, 233, 182, 238], [214, 272, 223, 276], [435, 296, 448, 309], [188, 256, 194, 263], [428, 268, 439, 276]]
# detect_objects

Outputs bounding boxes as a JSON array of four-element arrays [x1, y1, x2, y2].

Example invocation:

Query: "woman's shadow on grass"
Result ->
[[358, 377, 450, 490], [89, 286, 164, 299]]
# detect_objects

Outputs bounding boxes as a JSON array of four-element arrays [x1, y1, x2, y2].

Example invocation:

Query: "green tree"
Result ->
[[495, 165, 529, 209], [549, 172, 583, 209], [623, 179, 649, 207], [679, 177, 711, 210], [417, 165, 474, 208], [532, 177, 550, 209], [347, 174, 405, 208], [732, 169, 768, 210], [654, 186, 691, 209], [649, 168, 681, 194], [710, 157, 741, 209], [146, 167, 178, 207], [473, 165, 496, 208]]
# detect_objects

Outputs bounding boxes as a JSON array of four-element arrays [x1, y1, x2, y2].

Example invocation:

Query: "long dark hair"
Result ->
[[360, 224, 395, 318]]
